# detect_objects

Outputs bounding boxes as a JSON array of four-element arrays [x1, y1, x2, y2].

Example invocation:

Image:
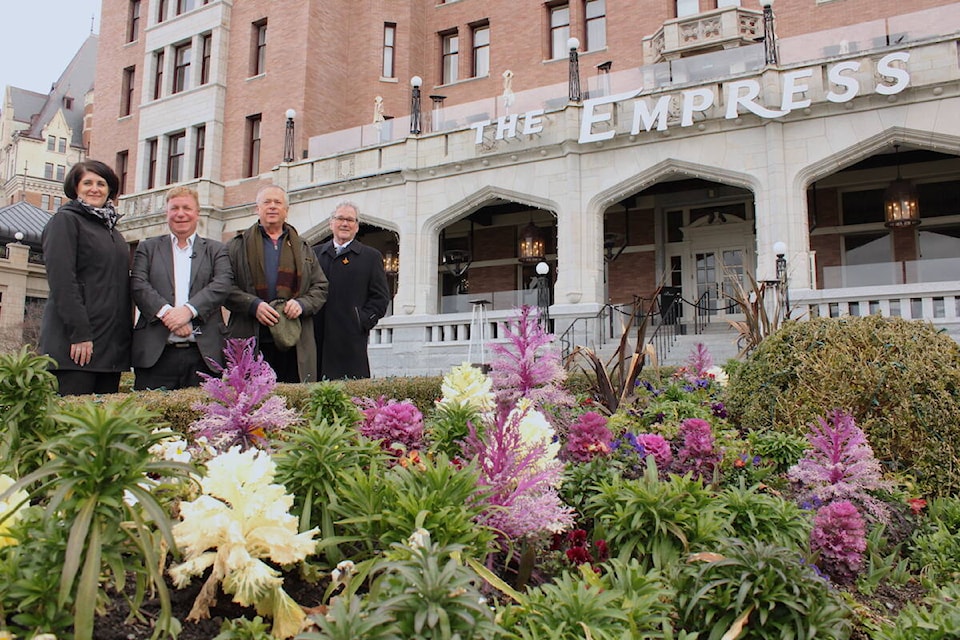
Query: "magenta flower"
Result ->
[[675, 418, 720, 480], [562, 411, 613, 462], [356, 396, 424, 455], [810, 500, 867, 583], [634, 433, 673, 470]]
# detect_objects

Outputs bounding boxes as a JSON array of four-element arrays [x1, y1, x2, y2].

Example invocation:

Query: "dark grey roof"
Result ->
[[7, 87, 47, 125], [24, 34, 98, 149], [0, 201, 53, 246]]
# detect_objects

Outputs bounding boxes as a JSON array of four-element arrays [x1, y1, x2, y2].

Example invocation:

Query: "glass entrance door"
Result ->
[[695, 248, 744, 317]]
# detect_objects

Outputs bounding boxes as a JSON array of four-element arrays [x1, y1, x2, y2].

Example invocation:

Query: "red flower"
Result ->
[[594, 539, 609, 562], [566, 546, 593, 565], [567, 529, 588, 547], [908, 498, 927, 515]]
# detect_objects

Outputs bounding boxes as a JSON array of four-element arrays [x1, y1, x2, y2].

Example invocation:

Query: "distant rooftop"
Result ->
[[0, 201, 53, 246]]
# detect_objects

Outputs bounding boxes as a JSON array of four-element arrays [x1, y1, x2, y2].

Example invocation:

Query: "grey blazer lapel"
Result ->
[[157, 238, 176, 299], [189, 238, 207, 294]]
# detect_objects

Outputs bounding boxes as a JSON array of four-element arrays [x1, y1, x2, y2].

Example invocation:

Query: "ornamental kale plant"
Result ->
[[788, 409, 891, 523], [810, 500, 867, 584], [464, 401, 573, 542], [608, 432, 673, 479], [675, 418, 722, 482], [561, 411, 613, 463], [488, 305, 573, 415], [191, 337, 300, 451], [355, 396, 424, 456]]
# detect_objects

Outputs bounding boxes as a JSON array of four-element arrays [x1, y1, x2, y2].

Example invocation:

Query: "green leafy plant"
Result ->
[[909, 496, 960, 586], [273, 418, 383, 564], [673, 538, 853, 640], [329, 454, 493, 564], [305, 381, 363, 426], [213, 616, 274, 640], [582, 458, 725, 569], [0, 399, 194, 640], [873, 582, 960, 640], [715, 482, 811, 550], [426, 402, 482, 459], [0, 506, 76, 639], [0, 347, 59, 478], [856, 523, 912, 597], [300, 594, 402, 640], [497, 566, 631, 640], [747, 429, 809, 474], [367, 530, 499, 640]]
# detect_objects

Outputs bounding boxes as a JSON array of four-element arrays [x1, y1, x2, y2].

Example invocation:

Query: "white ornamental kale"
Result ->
[[169, 446, 318, 638]]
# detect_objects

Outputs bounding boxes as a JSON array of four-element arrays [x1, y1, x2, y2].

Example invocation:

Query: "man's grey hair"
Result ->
[[333, 200, 361, 222]]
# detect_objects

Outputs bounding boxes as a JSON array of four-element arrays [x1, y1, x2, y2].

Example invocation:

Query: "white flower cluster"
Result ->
[[438, 362, 495, 413]]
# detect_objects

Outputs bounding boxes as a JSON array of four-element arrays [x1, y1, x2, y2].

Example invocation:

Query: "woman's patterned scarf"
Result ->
[[78, 199, 122, 230]]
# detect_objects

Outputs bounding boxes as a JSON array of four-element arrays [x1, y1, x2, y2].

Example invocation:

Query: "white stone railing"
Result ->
[[791, 282, 960, 332]]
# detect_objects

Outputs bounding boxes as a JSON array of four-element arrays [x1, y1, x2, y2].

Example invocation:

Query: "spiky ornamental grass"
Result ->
[[686, 342, 714, 378], [488, 305, 573, 416], [190, 337, 300, 452], [788, 409, 891, 524], [464, 401, 573, 543]]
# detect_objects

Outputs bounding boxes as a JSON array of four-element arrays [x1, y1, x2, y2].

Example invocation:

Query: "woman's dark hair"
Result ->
[[63, 160, 121, 202]]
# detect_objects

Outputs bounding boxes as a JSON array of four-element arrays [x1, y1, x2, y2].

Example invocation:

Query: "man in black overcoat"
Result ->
[[313, 201, 390, 379]]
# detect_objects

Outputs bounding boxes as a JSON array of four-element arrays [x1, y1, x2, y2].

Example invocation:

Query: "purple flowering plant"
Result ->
[[609, 432, 673, 478], [675, 417, 722, 482], [561, 411, 613, 463], [810, 499, 867, 583], [190, 337, 300, 452], [788, 410, 891, 523], [355, 395, 425, 456], [463, 403, 573, 543], [488, 305, 573, 416]]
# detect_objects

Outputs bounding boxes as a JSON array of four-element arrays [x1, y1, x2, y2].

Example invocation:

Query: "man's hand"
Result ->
[[283, 299, 303, 319], [255, 301, 281, 326], [162, 305, 194, 332]]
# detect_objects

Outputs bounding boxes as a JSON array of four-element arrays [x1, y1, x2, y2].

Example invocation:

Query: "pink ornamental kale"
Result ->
[[634, 433, 674, 470], [788, 410, 891, 523], [190, 337, 300, 451], [562, 411, 613, 463], [489, 306, 573, 415], [356, 396, 424, 455], [463, 404, 574, 542], [810, 500, 867, 583], [675, 418, 721, 481]]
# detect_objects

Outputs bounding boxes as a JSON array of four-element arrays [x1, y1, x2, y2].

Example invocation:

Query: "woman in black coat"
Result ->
[[39, 160, 132, 396]]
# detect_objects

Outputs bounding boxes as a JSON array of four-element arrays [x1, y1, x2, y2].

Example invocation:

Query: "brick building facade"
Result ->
[[90, 0, 960, 374]]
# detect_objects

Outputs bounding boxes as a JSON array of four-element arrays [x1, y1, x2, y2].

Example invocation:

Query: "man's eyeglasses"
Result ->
[[332, 215, 358, 223]]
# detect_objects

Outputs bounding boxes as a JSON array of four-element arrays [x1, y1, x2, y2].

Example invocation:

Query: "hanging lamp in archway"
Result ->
[[518, 221, 545, 264], [884, 144, 920, 228]]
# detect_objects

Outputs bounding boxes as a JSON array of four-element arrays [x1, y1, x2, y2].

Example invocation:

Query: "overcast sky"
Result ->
[[1, 0, 102, 96]]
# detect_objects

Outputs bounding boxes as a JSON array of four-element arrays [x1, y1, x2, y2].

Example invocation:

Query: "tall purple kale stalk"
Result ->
[[686, 342, 714, 378], [489, 306, 573, 415], [464, 405, 573, 542], [810, 500, 867, 583], [356, 395, 424, 455], [788, 409, 891, 523], [675, 418, 721, 481], [190, 337, 300, 451], [562, 411, 613, 463]]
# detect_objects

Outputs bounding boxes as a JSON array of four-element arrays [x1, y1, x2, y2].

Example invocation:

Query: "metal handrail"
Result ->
[[558, 300, 638, 359]]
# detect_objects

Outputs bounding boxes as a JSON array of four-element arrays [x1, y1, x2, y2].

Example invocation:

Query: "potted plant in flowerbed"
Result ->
[[3, 309, 960, 639]]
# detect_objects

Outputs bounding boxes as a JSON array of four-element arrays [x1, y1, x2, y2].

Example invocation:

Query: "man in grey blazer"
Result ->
[[131, 186, 233, 390]]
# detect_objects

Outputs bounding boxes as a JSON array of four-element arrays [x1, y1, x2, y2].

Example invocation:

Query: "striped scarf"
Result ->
[[77, 199, 122, 230], [244, 223, 302, 302]]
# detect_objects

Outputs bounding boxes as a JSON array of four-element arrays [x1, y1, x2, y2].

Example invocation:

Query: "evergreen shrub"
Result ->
[[726, 316, 960, 496]]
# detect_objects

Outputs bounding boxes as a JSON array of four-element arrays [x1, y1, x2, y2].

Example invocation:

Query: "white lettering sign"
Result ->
[[471, 52, 911, 146]]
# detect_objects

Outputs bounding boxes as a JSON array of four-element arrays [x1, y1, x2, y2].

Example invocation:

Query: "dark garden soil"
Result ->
[[94, 569, 326, 640]]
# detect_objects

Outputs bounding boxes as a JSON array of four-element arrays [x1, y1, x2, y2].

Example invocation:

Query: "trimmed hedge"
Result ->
[[726, 315, 960, 496]]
